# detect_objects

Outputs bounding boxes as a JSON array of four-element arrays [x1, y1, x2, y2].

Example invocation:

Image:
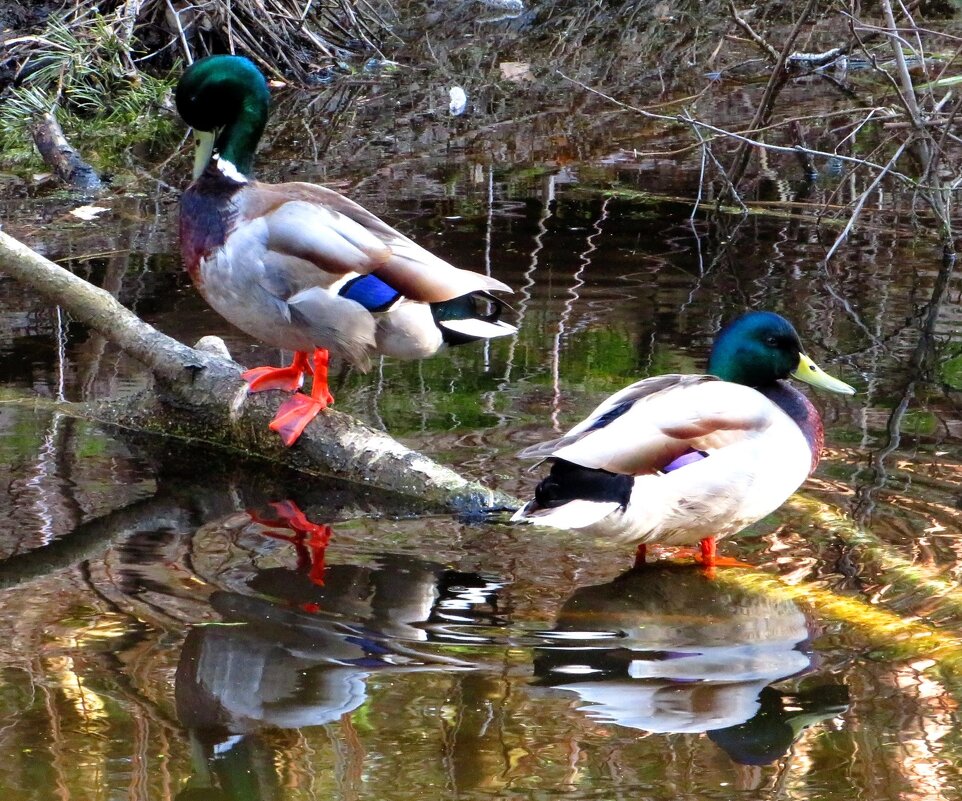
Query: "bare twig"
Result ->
[[882, 0, 924, 126], [823, 139, 909, 266], [728, 1, 779, 62], [556, 71, 920, 187], [727, 0, 820, 192], [681, 109, 749, 213]]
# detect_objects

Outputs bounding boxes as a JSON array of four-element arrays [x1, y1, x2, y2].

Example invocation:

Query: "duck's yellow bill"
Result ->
[[192, 130, 216, 179], [792, 353, 856, 395]]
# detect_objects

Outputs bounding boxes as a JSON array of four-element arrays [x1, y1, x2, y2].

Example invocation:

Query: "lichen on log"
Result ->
[[0, 230, 516, 513]]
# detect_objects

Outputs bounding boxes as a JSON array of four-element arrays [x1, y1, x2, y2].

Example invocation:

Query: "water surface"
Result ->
[[1, 49, 962, 801]]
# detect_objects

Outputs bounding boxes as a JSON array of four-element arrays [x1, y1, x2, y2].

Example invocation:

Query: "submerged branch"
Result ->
[[0, 231, 516, 512], [31, 112, 103, 192]]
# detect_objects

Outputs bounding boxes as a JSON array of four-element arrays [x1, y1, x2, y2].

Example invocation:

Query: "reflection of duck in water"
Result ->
[[708, 684, 849, 765], [176, 552, 503, 735], [532, 564, 847, 761]]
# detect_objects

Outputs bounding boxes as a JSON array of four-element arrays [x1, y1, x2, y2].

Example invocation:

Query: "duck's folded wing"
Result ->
[[563, 375, 709, 438], [373, 239, 512, 302], [517, 375, 706, 460], [256, 182, 512, 303], [260, 198, 394, 276], [518, 377, 780, 475]]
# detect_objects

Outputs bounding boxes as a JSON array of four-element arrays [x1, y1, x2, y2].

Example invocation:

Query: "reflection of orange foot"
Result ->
[[243, 351, 312, 392], [247, 500, 333, 586]]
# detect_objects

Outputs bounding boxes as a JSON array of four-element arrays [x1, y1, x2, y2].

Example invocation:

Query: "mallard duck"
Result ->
[[175, 55, 515, 445], [512, 311, 855, 566]]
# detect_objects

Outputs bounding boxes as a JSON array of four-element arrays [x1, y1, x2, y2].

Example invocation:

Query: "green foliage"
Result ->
[[0, 13, 178, 172], [943, 348, 962, 390], [900, 408, 939, 436]]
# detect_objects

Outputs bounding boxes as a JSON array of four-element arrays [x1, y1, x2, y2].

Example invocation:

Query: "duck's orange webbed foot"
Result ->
[[634, 542, 750, 575], [666, 537, 753, 576], [269, 393, 328, 446], [267, 349, 334, 446], [693, 536, 753, 568], [243, 351, 312, 392]]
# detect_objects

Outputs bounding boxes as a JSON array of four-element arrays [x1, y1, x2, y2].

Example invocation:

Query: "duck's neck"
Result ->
[[180, 166, 246, 277], [216, 103, 266, 178], [758, 381, 824, 472]]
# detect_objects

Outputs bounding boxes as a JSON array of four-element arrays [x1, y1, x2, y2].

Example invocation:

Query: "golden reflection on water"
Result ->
[[45, 656, 106, 721]]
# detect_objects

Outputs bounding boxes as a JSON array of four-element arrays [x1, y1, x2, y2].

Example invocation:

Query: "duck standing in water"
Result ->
[[175, 55, 515, 445], [512, 312, 855, 567]]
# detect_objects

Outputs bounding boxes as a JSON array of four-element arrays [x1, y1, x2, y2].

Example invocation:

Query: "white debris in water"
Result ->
[[449, 86, 467, 116], [69, 205, 110, 221]]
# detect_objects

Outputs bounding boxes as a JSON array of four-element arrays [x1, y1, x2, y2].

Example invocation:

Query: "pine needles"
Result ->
[[0, 0, 393, 171], [0, 12, 176, 171]]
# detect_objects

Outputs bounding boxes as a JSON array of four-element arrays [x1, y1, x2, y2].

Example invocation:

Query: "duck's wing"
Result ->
[[518, 375, 781, 475], [246, 182, 511, 303], [517, 375, 706, 460]]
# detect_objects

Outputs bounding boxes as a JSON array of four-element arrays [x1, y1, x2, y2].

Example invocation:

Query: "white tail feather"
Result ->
[[439, 318, 517, 339], [513, 500, 621, 530]]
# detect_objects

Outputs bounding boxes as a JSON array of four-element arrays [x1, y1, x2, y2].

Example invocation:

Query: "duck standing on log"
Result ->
[[176, 55, 515, 446]]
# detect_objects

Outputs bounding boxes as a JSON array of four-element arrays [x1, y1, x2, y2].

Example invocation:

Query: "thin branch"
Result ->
[[823, 139, 909, 266], [882, 0, 924, 125], [727, 0, 820, 191], [728, 1, 779, 62], [681, 110, 749, 213]]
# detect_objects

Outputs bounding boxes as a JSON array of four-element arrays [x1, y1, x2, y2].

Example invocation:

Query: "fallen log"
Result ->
[[0, 230, 517, 512]]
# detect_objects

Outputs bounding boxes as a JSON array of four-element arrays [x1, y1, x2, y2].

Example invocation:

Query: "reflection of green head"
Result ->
[[708, 684, 850, 765], [176, 55, 271, 177], [708, 311, 855, 395]]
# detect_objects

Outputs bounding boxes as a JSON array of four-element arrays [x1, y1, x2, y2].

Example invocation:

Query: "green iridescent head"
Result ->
[[708, 311, 854, 394], [175, 55, 271, 179]]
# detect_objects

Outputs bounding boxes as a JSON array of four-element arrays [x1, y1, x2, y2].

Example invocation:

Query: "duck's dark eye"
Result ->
[[766, 336, 778, 346]]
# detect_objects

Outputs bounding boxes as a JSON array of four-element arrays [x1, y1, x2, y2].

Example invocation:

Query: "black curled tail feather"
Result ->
[[431, 291, 510, 345], [534, 459, 633, 510]]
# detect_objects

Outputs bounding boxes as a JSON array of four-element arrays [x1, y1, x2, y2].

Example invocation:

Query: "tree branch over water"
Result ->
[[558, 0, 960, 267]]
